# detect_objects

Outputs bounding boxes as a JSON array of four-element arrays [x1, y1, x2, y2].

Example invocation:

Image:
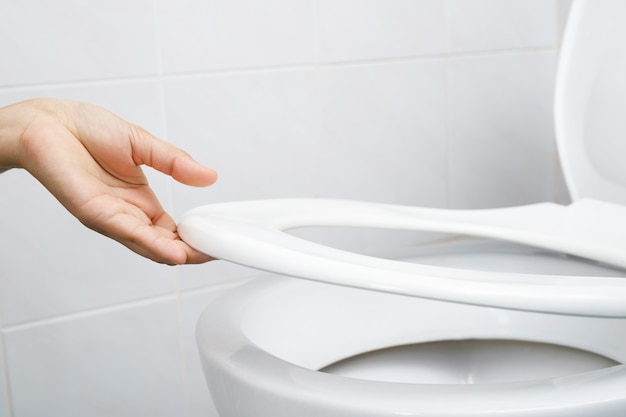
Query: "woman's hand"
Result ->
[[0, 98, 217, 265]]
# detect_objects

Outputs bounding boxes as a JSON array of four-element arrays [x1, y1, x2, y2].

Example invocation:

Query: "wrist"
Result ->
[[0, 98, 66, 173], [0, 100, 33, 172]]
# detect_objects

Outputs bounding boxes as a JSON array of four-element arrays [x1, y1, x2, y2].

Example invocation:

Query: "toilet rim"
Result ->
[[197, 277, 626, 414], [179, 198, 626, 318]]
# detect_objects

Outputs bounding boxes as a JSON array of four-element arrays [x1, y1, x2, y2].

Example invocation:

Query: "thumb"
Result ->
[[130, 126, 218, 187]]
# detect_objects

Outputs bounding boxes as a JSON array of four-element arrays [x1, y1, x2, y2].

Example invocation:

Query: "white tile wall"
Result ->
[[316, 60, 447, 205], [164, 69, 323, 210], [448, 0, 557, 53], [317, 0, 447, 62], [0, 0, 569, 415], [447, 51, 558, 208], [157, 0, 317, 73], [0, 0, 159, 87], [3, 299, 184, 417]]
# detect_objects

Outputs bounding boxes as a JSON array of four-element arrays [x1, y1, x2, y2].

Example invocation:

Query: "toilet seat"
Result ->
[[179, 197, 626, 317]]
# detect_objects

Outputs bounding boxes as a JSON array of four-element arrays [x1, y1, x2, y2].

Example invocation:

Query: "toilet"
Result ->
[[179, 0, 626, 415]]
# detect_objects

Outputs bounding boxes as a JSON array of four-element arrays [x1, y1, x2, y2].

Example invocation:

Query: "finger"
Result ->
[[129, 126, 218, 187], [184, 250, 215, 264], [79, 201, 207, 264], [146, 230, 215, 265], [148, 209, 216, 263], [106, 217, 209, 265], [170, 239, 215, 265]]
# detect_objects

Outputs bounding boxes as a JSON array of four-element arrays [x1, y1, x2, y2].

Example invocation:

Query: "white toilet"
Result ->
[[180, 0, 626, 415]]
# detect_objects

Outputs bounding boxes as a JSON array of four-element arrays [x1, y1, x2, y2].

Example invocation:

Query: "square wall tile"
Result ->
[[448, 0, 557, 53], [158, 0, 316, 74], [447, 52, 558, 208], [317, 0, 447, 63], [0, 83, 179, 325], [317, 60, 447, 206], [0, 0, 158, 87], [4, 299, 185, 417], [164, 69, 322, 216]]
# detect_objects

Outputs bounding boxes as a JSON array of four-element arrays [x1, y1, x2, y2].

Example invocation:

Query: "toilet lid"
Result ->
[[555, 0, 626, 205], [179, 198, 626, 318]]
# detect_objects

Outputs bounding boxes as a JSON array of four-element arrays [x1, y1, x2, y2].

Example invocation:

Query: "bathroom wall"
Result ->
[[0, 1, 572, 416]]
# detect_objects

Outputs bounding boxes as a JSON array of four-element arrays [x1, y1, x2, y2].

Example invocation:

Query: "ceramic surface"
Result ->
[[196, 242, 626, 416]]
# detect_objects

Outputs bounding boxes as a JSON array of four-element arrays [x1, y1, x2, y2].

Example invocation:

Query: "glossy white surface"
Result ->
[[197, 244, 626, 416], [180, 198, 626, 317], [555, 0, 626, 205], [178, 285, 250, 417], [322, 340, 618, 384]]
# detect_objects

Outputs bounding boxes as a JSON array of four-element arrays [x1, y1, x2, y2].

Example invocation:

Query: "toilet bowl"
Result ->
[[197, 244, 626, 416], [180, 0, 626, 415]]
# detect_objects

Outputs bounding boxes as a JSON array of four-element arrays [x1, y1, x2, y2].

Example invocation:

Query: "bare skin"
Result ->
[[0, 98, 218, 265]]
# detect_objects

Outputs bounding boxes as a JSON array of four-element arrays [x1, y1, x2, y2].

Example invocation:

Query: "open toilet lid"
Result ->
[[179, 198, 626, 318], [555, 0, 626, 205]]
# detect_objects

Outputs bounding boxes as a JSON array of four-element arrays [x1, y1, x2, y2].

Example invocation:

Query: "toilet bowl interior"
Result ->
[[320, 339, 619, 384], [395, 239, 626, 278], [294, 235, 626, 277], [242, 280, 626, 374], [240, 242, 626, 384]]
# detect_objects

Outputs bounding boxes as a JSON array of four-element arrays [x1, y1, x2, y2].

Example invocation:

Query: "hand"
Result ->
[[0, 98, 217, 265]]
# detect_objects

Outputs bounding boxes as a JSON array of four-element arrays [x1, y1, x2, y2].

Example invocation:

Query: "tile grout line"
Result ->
[[0, 46, 557, 93], [312, 0, 325, 198], [553, 0, 565, 204], [151, 0, 194, 414], [1, 293, 178, 334], [0, 277, 248, 335], [152, 0, 191, 416], [443, 0, 452, 209]]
